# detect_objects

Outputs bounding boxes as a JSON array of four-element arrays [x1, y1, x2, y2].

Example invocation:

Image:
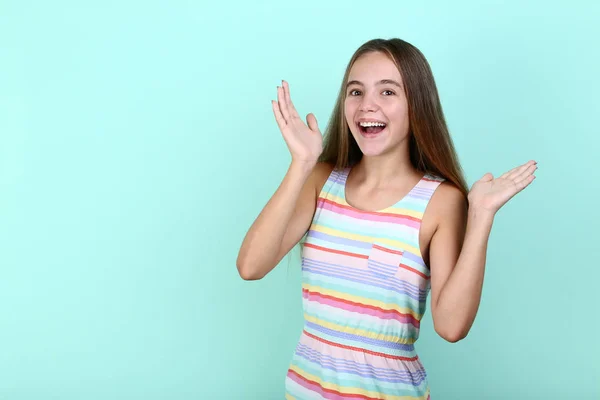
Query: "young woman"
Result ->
[[237, 38, 537, 399]]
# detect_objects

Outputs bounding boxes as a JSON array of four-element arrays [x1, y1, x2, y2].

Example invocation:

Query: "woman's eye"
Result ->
[[348, 89, 394, 96]]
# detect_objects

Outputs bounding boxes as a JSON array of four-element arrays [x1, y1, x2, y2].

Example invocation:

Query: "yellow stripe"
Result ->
[[303, 284, 422, 320], [304, 313, 416, 345], [326, 193, 424, 218], [309, 224, 420, 256], [289, 364, 428, 400]]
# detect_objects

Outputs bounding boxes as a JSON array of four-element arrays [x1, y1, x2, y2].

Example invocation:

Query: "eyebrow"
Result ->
[[346, 79, 402, 89]]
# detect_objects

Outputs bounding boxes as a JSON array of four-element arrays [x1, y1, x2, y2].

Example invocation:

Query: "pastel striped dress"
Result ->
[[284, 166, 445, 400]]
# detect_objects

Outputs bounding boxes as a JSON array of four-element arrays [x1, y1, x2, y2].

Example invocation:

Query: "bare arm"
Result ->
[[429, 161, 537, 342], [428, 186, 487, 342], [237, 79, 327, 280], [236, 161, 330, 280]]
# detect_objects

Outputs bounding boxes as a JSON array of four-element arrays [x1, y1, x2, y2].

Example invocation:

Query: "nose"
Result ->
[[359, 91, 379, 112]]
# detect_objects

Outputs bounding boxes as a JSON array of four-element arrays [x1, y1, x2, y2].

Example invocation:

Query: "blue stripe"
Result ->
[[294, 347, 427, 385], [306, 321, 416, 352], [302, 258, 427, 301], [295, 343, 426, 380]]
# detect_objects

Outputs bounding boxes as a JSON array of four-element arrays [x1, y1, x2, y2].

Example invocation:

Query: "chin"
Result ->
[[356, 143, 388, 157], [351, 129, 395, 155]]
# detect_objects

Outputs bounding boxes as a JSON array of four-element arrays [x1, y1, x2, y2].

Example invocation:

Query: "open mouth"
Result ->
[[357, 122, 387, 136]]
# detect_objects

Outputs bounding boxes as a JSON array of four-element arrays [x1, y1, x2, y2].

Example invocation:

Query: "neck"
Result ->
[[352, 143, 420, 187]]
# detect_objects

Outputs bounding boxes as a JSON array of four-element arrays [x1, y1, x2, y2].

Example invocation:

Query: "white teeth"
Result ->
[[359, 121, 386, 127]]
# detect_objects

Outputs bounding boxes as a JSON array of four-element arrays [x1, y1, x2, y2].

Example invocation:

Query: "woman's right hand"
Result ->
[[272, 80, 323, 165]]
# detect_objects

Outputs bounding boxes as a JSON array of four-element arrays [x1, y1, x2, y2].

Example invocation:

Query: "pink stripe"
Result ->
[[287, 372, 346, 400], [316, 208, 418, 235], [303, 290, 420, 327], [318, 198, 421, 228], [287, 372, 330, 399], [288, 368, 379, 400], [303, 245, 426, 289], [303, 303, 421, 345], [303, 246, 370, 270], [396, 265, 429, 288], [298, 332, 425, 371]]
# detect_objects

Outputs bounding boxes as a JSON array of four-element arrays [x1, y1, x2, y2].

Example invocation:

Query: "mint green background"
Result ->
[[1, 1, 598, 399]]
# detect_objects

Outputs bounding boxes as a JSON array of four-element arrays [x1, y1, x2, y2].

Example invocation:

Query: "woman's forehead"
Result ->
[[348, 53, 401, 83]]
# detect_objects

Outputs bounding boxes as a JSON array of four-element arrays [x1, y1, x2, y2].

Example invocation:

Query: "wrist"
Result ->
[[290, 159, 317, 174], [467, 207, 496, 221]]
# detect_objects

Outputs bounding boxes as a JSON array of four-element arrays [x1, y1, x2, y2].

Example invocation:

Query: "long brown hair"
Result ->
[[318, 38, 469, 196]]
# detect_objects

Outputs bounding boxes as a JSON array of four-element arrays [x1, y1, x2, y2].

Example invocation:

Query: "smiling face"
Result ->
[[344, 51, 410, 157]]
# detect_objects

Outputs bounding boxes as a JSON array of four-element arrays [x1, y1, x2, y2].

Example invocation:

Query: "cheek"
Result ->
[[344, 101, 356, 125], [389, 103, 409, 124], [344, 100, 353, 115]]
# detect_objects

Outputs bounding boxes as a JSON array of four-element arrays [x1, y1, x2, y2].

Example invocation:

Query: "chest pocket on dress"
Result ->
[[367, 243, 405, 278]]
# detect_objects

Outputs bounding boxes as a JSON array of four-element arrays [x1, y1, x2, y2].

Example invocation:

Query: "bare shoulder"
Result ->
[[420, 180, 467, 264], [311, 161, 335, 193], [428, 181, 468, 228]]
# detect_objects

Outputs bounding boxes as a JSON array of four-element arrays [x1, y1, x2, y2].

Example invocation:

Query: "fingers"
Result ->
[[306, 113, 320, 133], [502, 160, 537, 180], [499, 166, 518, 180], [513, 162, 537, 183], [509, 160, 537, 181], [282, 80, 300, 120], [499, 162, 523, 179], [274, 80, 308, 132], [272, 100, 287, 132], [277, 85, 291, 124], [514, 173, 536, 190]]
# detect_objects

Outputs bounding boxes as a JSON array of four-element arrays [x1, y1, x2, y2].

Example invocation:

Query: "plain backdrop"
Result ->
[[1, 1, 599, 399]]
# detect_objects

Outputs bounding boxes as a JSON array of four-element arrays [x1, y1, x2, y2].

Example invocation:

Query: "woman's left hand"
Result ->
[[467, 160, 538, 215]]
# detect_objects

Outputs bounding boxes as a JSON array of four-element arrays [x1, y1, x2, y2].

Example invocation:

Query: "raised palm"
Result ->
[[468, 160, 538, 214], [272, 80, 323, 164]]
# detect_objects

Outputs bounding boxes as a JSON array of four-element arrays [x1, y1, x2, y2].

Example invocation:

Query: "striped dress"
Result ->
[[284, 166, 446, 400]]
